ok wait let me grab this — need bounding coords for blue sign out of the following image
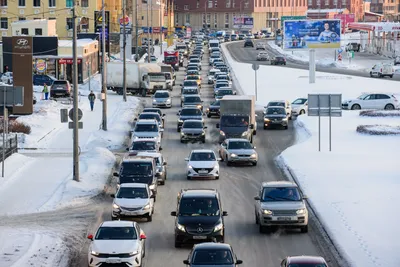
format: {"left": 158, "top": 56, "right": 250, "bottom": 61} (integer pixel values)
{"left": 142, "top": 27, "right": 152, "bottom": 33}
{"left": 283, "top": 19, "right": 341, "bottom": 50}
{"left": 338, "top": 48, "right": 343, "bottom": 53}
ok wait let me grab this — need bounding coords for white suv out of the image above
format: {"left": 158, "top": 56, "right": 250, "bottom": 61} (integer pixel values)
{"left": 342, "top": 93, "right": 399, "bottom": 110}
{"left": 87, "top": 221, "right": 146, "bottom": 267}
{"left": 131, "top": 119, "right": 163, "bottom": 144}
{"left": 254, "top": 181, "right": 309, "bottom": 233}
{"left": 291, "top": 98, "right": 308, "bottom": 116}
{"left": 185, "top": 149, "right": 221, "bottom": 180}
{"left": 264, "top": 100, "right": 292, "bottom": 119}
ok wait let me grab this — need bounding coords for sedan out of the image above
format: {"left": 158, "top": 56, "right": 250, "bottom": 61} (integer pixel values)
{"left": 183, "top": 243, "right": 243, "bottom": 266}
{"left": 263, "top": 106, "right": 289, "bottom": 130}
{"left": 219, "top": 138, "right": 258, "bottom": 166}
{"left": 281, "top": 255, "right": 329, "bottom": 267}
{"left": 87, "top": 221, "right": 146, "bottom": 267}
{"left": 152, "top": 90, "right": 172, "bottom": 109}
{"left": 206, "top": 100, "right": 220, "bottom": 118}
{"left": 180, "top": 119, "right": 207, "bottom": 143}
{"left": 271, "top": 56, "right": 286, "bottom": 65}
{"left": 185, "top": 149, "right": 220, "bottom": 180}
{"left": 257, "top": 52, "right": 270, "bottom": 61}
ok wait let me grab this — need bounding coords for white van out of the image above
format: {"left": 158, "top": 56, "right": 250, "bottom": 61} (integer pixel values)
{"left": 209, "top": 39, "right": 220, "bottom": 49}
{"left": 370, "top": 63, "right": 394, "bottom": 78}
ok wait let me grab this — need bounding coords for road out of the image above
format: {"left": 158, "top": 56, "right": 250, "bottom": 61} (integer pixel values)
{"left": 225, "top": 39, "right": 400, "bottom": 82}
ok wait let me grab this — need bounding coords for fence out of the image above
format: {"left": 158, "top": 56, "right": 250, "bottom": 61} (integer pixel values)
{"left": 0, "top": 134, "right": 18, "bottom": 163}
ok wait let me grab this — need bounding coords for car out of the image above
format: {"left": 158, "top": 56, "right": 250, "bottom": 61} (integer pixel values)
{"left": 208, "top": 68, "right": 221, "bottom": 84}
{"left": 180, "top": 119, "right": 207, "bottom": 143}
{"left": 254, "top": 181, "right": 309, "bottom": 233}
{"left": 189, "top": 55, "right": 201, "bottom": 61}
{"left": 181, "top": 80, "right": 199, "bottom": 88}
{"left": 244, "top": 39, "right": 254, "bottom": 47}
{"left": 126, "top": 138, "right": 161, "bottom": 156}
{"left": 1, "top": 72, "right": 13, "bottom": 84}
{"left": 183, "top": 243, "right": 243, "bottom": 266}
{"left": 50, "top": 80, "right": 72, "bottom": 98}
{"left": 33, "top": 74, "right": 57, "bottom": 86}
{"left": 185, "top": 150, "right": 220, "bottom": 180}
{"left": 141, "top": 108, "right": 165, "bottom": 124}
{"left": 135, "top": 112, "right": 164, "bottom": 129}
{"left": 206, "top": 100, "right": 220, "bottom": 118}
{"left": 145, "top": 55, "right": 157, "bottom": 62}
{"left": 216, "top": 66, "right": 230, "bottom": 74}
{"left": 185, "top": 75, "right": 202, "bottom": 88}
{"left": 271, "top": 56, "right": 286, "bottom": 65}
{"left": 281, "top": 255, "right": 329, "bottom": 267}
{"left": 394, "top": 56, "right": 400, "bottom": 65}
{"left": 264, "top": 100, "right": 292, "bottom": 119}
{"left": 219, "top": 138, "right": 258, "bottom": 166}
{"left": 257, "top": 51, "right": 270, "bottom": 61}
{"left": 186, "top": 70, "right": 200, "bottom": 76}
{"left": 214, "top": 81, "right": 230, "bottom": 93}
{"left": 171, "top": 189, "right": 228, "bottom": 247}
{"left": 131, "top": 119, "right": 163, "bottom": 144}
{"left": 136, "top": 152, "right": 168, "bottom": 185}
{"left": 182, "top": 94, "right": 204, "bottom": 110}
{"left": 181, "top": 86, "right": 200, "bottom": 101}
{"left": 209, "top": 47, "right": 221, "bottom": 54}
{"left": 341, "top": 92, "right": 399, "bottom": 110}
{"left": 87, "top": 221, "right": 146, "bottom": 267}
{"left": 215, "top": 88, "right": 235, "bottom": 100}
{"left": 209, "top": 53, "right": 221, "bottom": 65}
{"left": 189, "top": 58, "right": 202, "bottom": 70}
{"left": 256, "top": 42, "right": 266, "bottom": 50}
{"left": 152, "top": 90, "right": 172, "bottom": 108}
{"left": 177, "top": 107, "right": 204, "bottom": 132}
{"left": 263, "top": 106, "right": 289, "bottom": 129}
{"left": 187, "top": 63, "right": 201, "bottom": 72}
{"left": 345, "top": 42, "right": 361, "bottom": 52}
{"left": 111, "top": 183, "right": 155, "bottom": 221}
{"left": 214, "top": 74, "right": 232, "bottom": 86}
{"left": 291, "top": 98, "right": 308, "bottom": 116}
{"left": 238, "top": 34, "right": 245, "bottom": 40}
{"left": 370, "top": 63, "right": 394, "bottom": 78}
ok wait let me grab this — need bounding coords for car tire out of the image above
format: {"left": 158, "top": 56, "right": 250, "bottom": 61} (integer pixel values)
{"left": 390, "top": 75, "right": 393, "bottom": 78}
{"left": 301, "top": 225, "right": 308, "bottom": 233}
{"left": 187, "top": 176, "right": 191, "bottom": 180}
{"left": 147, "top": 214, "right": 153, "bottom": 222}
{"left": 202, "top": 138, "right": 206, "bottom": 143}
{"left": 299, "top": 109, "right": 305, "bottom": 115}
{"left": 384, "top": 104, "right": 395, "bottom": 110}
{"left": 259, "top": 225, "right": 268, "bottom": 233}
{"left": 207, "top": 114, "right": 211, "bottom": 118}
{"left": 177, "top": 127, "right": 181, "bottom": 132}
{"left": 111, "top": 216, "right": 118, "bottom": 221}
{"left": 370, "top": 72, "right": 373, "bottom": 77}
{"left": 180, "top": 139, "right": 184, "bottom": 143}
{"left": 174, "top": 240, "right": 182, "bottom": 248}
{"left": 255, "top": 212, "right": 259, "bottom": 224}
{"left": 263, "top": 125, "right": 267, "bottom": 130}
{"left": 284, "top": 125, "right": 288, "bottom": 130}
{"left": 215, "top": 176, "right": 219, "bottom": 180}
{"left": 351, "top": 104, "right": 361, "bottom": 110}
{"left": 252, "top": 162, "right": 257, "bottom": 166}
{"left": 253, "top": 130, "right": 257, "bottom": 135}
{"left": 160, "top": 179, "right": 165, "bottom": 185}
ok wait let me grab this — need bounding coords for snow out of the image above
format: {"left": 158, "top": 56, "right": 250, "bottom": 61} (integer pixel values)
{"left": 58, "top": 39, "right": 97, "bottom": 48}
{"left": 222, "top": 42, "right": 400, "bottom": 266}
{"left": 138, "top": 41, "right": 176, "bottom": 63}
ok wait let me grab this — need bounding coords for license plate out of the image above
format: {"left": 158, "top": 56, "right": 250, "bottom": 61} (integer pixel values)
{"left": 277, "top": 217, "right": 292, "bottom": 221}
{"left": 193, "top": 236, "right": 207, "bottom": 240}
{"left": 57, "top": 87, "right": 63, "bottom": 90}
{"left": 105, "top": 258, "right": 122, "bottom": 263}
{"left": 199, "top": 170, "right": 208, "bottom": 174}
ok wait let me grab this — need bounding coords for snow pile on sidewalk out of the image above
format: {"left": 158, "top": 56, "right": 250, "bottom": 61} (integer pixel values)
{"left": 139, "top": 41, "right": 175, "bottom": 63}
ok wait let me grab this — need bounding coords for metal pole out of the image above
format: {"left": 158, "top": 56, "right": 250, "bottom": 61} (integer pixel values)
{"left": 309, "top": 49, "right": 316, "bottom": 84}
{"left": 150, "top": 0, "right": 154, "bottom": 54}
{"left": 72, "top": 2, "right": 80, "bottom": 181}
{"left": 101, "top": 1, "right": 107, "bottom": 130}
{"left": 160, "top": 1, "right": 163, "bottom": 54}
{"left": 254, "top": 70, "right": 258, "bottom": 101}
{"left": 329, "top": 95, "right": 332, "bottom": 151}
{"left": 318, "top": 95, "right": 321, "bottom": 152}
{"left": 147, "top": 1, "right": 151, "bottom": 62}
{"left": 123, "top": 0, "right": 127, "bottom": 102}
{"left": 135, "top": 0, "right": 139, "bottom": 62}
{"left": 2, "top": 89, "right": 5, "bottom": 177}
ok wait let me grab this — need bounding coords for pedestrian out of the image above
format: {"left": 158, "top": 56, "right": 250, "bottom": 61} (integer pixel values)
{"left": 42, "top": 83, "right": 49, "bottom": 100}
{"left": 88, "top": 90, "right": 96, "bottom": 111}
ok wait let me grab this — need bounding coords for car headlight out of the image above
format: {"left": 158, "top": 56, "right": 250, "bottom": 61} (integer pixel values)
{"left": 129, "top": 251, "right": 138, "bottom": 256}
{"left": 149, "top": 184, "right": 155, "bottom": 190}
{"left": 166, "top": 99, "right": 171, "bottom": 103}
{"left": 177, "top": 223, "right": 186, "bottom": 232}
{"left": 91, "top": 250, "right": 99, "bottom": 256}
{"left": 230, "top": 153, "right": 237, "bottom": 157}
{"left": 214, "top": 222, "right": 223, "bottom": 232}
{"left": 188, "top": 165, "right": 192, "bottom": 169}
{"left": 178, "top": 119, "right": 183, "bottom": 123}
{"left": 113, "top": 203, "right": 120, "bottom": 209}
{"left": 143, "top": 204, "right": 151, "bottom": 210}
{"left": 201, "top": 132, "right": 205, "bottom": 135}
{"left": 241, "top": 131, "right": 248, "bottom": 136}
{"left": 263, "top": 209, "right": 273, "bottom": 215}
{"left": 206, "top": 108, "right": 210, "bottom": 112}
{"left": 250, "top": 153, "right": 257, "bottom": 158}
{"left": 282, "top": 118, "right": 288, "bottom": 121}
{"left": 219, "top": 130, "right": 225, "bottom": 136}
{"left": 197, "top": 104, "right": 202, "bottom": 109}
{"left": 264, "top": 118, "right": 270, "bottom": 122}
{"left": 180, "top": 131, "right": 185, "bottom": 136}
{"left": 296, "top": 208, "right": 306, "bottom": 215}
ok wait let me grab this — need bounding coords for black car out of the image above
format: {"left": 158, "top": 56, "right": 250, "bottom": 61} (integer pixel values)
{"left": 244, "top": 39, "right": 254, "bottom": 47}
{"left": 180, "top": 120, "right": 207, "bottom": 143}
{"left": 263, "top": 106, "right": 289, "bottom": 129}
{"left": 271, "top": 56, "right": 286, "bottom": 65}
{"left": 33, "top": 74, "right": 56, "bottom": 86}
{"left": 224, "top": 35, "right": 231, "bottom": 42}
{"left": 183, "top": 243, "right": 243, "bottom": 266}
{"left": 50, "top": 80, "right": 72, "bottom": 98}
{"left": 171, "top": 189, "right": 228, "bottom": 247}
{"left": 177, "top": 107, "right": 204, "bottom": 132}
{"left": 206, "top": 100, "right": 220, "bottom": 118}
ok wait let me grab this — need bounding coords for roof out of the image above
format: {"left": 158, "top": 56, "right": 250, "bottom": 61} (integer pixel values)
{"left": 58, "top": 39, "right": 97, "bottom": 48}
{"left": 184, "top": 94, "right": 201, "bottom": 98}
{"left": 136, "top": 152, "right": 161, "bottom": 158}
{"left": 154, "top": 90, "right": 169, "bottom": 93}
{"left": 122, "top": 157, "right": 154, "bottom": 163}
{"left": 262, "top": 181, "right": 298, "bottom": 188}
{"left": 136, "top": 119, "right": 158, "bottom": 124}
{"left": 139, "top": 112, "right": 161, "bottom": 117}
{"left": 101, "top": 220, "right": 135, "bottom": 227}
{"left": 193, "top": 242, "right": 232, "bottom": 250}
{"left": 181, "top": 106, "right": 201, "bottom": 110}
{"left": 131, "top": 138, "right": 157, "bottom": 143}
{"left": 119, "top": 183, "right": 148, "bottom": 188}
{"left": 191, "top": 149, "right": 214, "bottom": 153}
{"left": 307, "top": 8, "right": 346, "bottom": 13}
{"left": 222, "top": 95, "right": 254, "bottom": 101}
{"left": 269, "top": 100, "right": 286, "bottom": 103}
{"left": 226, "top": 138, "right": 251, "bottom": 142}
{"left": 180, "top": 189, "right": 218, "bottom": 198}
{"left": 287, "top": 256, "right": 326, "bottom": 264}
{"left": 267, "top": 106, "right": 286, "bottom": 109}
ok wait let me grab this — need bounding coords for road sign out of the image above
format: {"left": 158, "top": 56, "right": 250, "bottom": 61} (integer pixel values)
{"left": 68, "top": 108, "right": 83, "bottom": 121}
{"left": 252, "top": 63, "right": 260, "bottom": 71}
{"left": 68, "top": 122, "right": 83, "bottom": 129}
{"left": 338, "top": 48, "right": 343, "bottom": 53}
{"left": 0, "top": 86, "right": 24, "bottom": 106}
{"left": 60, "top": 109, "right": 68, "bottom": 123}
{"left": 119, "top": 16, "right": 131, "bottom": 26}
{"left": 308, "top": 94, "right": 342, "bottom": 117}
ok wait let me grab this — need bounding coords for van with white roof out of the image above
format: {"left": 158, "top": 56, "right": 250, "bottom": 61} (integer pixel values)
{"left": 370, "top": 63, "right": 394, "bottom": 78}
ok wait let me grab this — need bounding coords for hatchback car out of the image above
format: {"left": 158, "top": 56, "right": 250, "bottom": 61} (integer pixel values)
{"left": 183, "top": 243, "right": 243, "bottom": 266}
{"left": 185, "top": 150, "right": 220, "bottom": 180}
{"left": 33, "top": 74, "right": 57, "bottom": 86}
{"left": 206, "top": 100, "right": 221, "bottom": 118}
{"left": 264, "top": 100, "right": 292, "bottom": 119}
{"left": 87, "top": 221, "right": 146, "bottom": 267}
{"left": 244, "top": 39, "right": 254, "bottom": 47}
{"left": 50, "top": 80, "right": 71, "bottom": 98}
{"left": 152, "top": 90, "right": 172, "bottom": 108}
{"left": 342, "top": 93, "right": 399, "bottom": 110}
{"left": 219, "top": 138, "right": 258, "bottom": 166}
{"left": 180, "top": 119, "right": 207, "bottom": 143}
{"left": 263, "top": 106, "right": 289, "bottom": 129}
{"left": 271, "top": 56, "right": 287, "bottom": 65}
{"left": 281, "top": 255, "right": 329, "bottom": 267}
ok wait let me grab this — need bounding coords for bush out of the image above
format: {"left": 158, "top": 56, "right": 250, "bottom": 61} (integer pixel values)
{"left": 0, "top": 119, "right": 31, "bottom": 134}
{"left": 359, "top": 110, "right": 400, "bottom": 117}
{"left": 356, "top": 124, "right": 400, "bottom": 136}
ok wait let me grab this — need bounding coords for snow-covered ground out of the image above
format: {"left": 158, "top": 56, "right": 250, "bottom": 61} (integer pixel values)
{"left": 138, "top": 41, "right": 175, "bottom": 63}
{"left": 222, "top": 43, "right": 400, "bottom": 267}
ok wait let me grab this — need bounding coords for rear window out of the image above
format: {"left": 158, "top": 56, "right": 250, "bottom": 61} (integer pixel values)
{"left": 53, "top": 81, "right": 68, "bottom": 85}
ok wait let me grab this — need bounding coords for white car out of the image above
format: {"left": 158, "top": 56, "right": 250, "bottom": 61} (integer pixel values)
{"left": 256, "top": 42, "right": 266, "bottom": 50}
{"left": 1, "top": 72, "right": 13, "bottom": 84}
{"left": 111, "top": 183, "right": 155, "bottom": 221}
{"left": 131, "top": 119, "right": 163, "bottom": 144}
{"left": 291, "top": 98, "right": 308, "bottom": 116}
{"left": 257, "top": 52, "right": 270, "bottom": 61}
{"left": 342, "top": 93, "right": 399, "bottom": 110}
{"left": 369, "top": 63, "right": 394, "bottom": 78}
{"left": 264, "top": 100, "right": 292, "bottom": 119}
{"left": 185, "top": 149, "right": 221, "bottom": 180}
{"left": 219, "top": 138, "right": 258, "bottom": 166}
{"left": 87, "top": 221, "right": 146, "bottom": 267}
{"left": 208, "top": 68, "right": 221, "bottom": 84}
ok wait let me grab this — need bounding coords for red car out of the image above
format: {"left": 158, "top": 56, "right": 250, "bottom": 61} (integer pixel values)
{"left": 281, "top": 256, "right": 329, "bottom": 267}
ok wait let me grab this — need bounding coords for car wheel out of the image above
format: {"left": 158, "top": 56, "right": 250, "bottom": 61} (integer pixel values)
{"left": 207, "top": 114, "right": 211, "bottom": 118}
{"left": 255, "top": 211, "right": 259, "bottom": 224}
{"left": 160, "top": 179, "right": 165, "bottom": 185}
{"left": 202, "top": 138, "right": 206, "bottom": 143}
{"left": 111, "top": 216, "right": 118, "bottom": 221}
{"left": 177, "top": 127, "right": 181, "bottom": 132}
{"left": 263, "top": 125, "right": 267, "bottom": 130}
{"left": 187, "top": 175, "right": 191, "bottom": 180}
{"left": 253, "top": 130, "right": 257, "bottom": 135}
{"left": 252, "top": 162, "right": 257, "bottom": 166}
{"left": 370, "top": 72, "right": 373, "bottom": 77}
{"left": 284, "top": 125, "right": 288, "bottom": 130}
{"left": 147, "top": 214, "right": 153, "bottom": 222}
{"left": 384, "top": 104, "right": 395, "bottom": 110}
{"left": 301, "top": 225, "right": 308, "bottom": 233}
{"left": 390, "top": 75, "right": 393, "bottom": 78}
{"left": 174, "top": 240, "right": 182, "bottom": 248}
{"left": 351, "top": 104, "right": 361, "bottom": 110}
{"left": 180, "top": 139, "right": 184, "bottom": 143}
{"left": 299, "top": 109, "right": 305, "bottom": 115}
{"left": 215, "top": 176, "right": 219, "bottom": 180}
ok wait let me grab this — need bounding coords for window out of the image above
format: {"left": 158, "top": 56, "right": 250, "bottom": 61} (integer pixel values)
{"left": 232, "top": 0, "right": 235, "bottom": 7}
{"left": 196, "top": 0, "right": 199, "bottom": 8}
{"left": 21, "top": 28, "right": 29, "bottom": 34}
{"left": 333, "top": 0, "right": 337, "bottom": 5}
{"left": 325, "top": 0, "right": 329, "bottom": 5}
{"left": 202, "top": 13, "right": 206, "bottom": 23}
{"left": 66, "top": 0, "right": 73, "bottom": 7}
{"left": 226, "top": 0, "right": 230, "bottom": 7}
{"left": 49, "top": 0, "right": 55, "bottom": 7}
{"left": 316, "top": 0, "right": 320, "bottom": 5}
{"left": 308, "top": 0, "right": 312, "bottom": 5}
{"left": 19, "top": 17, "right": 26, "bottom": 20}
{"left": 81, "top": 0, "right": 88, "bottom": 7}
{"left": 184, "top": 4, "right": 189, "bottom": 10}
{"left": 18, "top": 0, "right": 25, "bottom": 6}
{"left": 35, "top": 28, "right": 42, "bottom": 35}
{"left": 214, "top": 13, "right": 217, "bottom": 23}
{"left": 0, "top": 17, "right": 8, "bottom": 29}
{"left": 244, "top": 0, "right": 249, "bottom": 8}
{"left": 225, "top": 13, "right": 229, "bottom": 23}
{"left": 175, "top": 14, "right": 179, "bottom": 24}
{"left": 0, "top": 0, "right": 6, "bottom": 6}
{"left": 33, "top": 0, "right": 40, "bottom": 6}
{"left": 208, "top": 0, "right": 213, "bottom": 7}
{"left": 185, "top": 13, "right": 190, "bottom": 24}
{"left": 214, "top": 0, "right": 218, "bottom": 7}
{"left": 206, "top": 13, "right": 211, "bottom": 23}
{"left": 341, "top": 0, "right": 345, "bottom": 5}
{"left": 66, "top": 18, "right": 73, "bottom": 29}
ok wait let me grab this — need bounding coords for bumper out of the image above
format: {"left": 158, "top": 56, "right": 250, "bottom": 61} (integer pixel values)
{"left": 264, "top": 120, "right": 288, "bottom": 128}
{"left": 341, "top": 104, "right": 350, "bottom": 110}
{"left": 112, "top": 208, "right": 152, "bottom": 219}
{"left": 260, "top": 215, "right": 308, "bottom": 227}
{"left": 153, "top": 102, "right": 172, "bottom": 108}
{"left": 88, "top": 255, "right": 141, "bottom": 267}
{"left": 207, "top": 110, "right": 220, "bottom": 117}
{"left": 181, "top": 133, "right": 205, "bottom": 141}
{"left": 228, "top": 156, "right": 257, "bottom": 163}
{"left": 175, "top": 229, "right": 223, "bottom": 244}
{"left": 187, "top": 168, "right": 219, "bottom": 178}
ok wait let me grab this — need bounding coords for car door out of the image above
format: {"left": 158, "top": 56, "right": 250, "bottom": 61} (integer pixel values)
{"left": 376, "top": 94, "right": 391, "bottom": 109}
{"left": 135, "top": 224, "right": 145, "bottom": 255}
{"left": 361, "top": 94, "right": 378, "bottom": 109}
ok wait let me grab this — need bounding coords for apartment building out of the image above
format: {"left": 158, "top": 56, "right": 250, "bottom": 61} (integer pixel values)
{"left": 174, "top": 0, "right": 307, "bottom": 31}
{"left": 307, "top": 0, "right": 364, "bottom": 21}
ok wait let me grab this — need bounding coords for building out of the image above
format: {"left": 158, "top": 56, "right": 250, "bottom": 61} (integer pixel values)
{"left": 368, "top": 0, "right": 400, "bottom": 20}
{"left": 174, "top": 0, "right": 307, "bottom": 31}
{"left": 11, "top": 19, "right": 57, "bottom": 36}
{"left": 307, "top": 0, "right": 364, "bottom": 21}
{"left": 0, "top": 0, "right": 97, "bottom": 40}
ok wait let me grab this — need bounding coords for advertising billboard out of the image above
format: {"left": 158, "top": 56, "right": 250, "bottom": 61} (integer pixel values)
{"left": 94, "top": 11, "right": 110, "bottom": 53}
{"left": 281, "top": 16, "right": 307, "bottom": 28}
{"left": 283, "top": 19, "right": 341, "bottom": 49}
{"left": 233, "top": 17, "right": 254, "bottom": 29}
{"left": 334, "top": 14, "right": 355, "bottom": 33}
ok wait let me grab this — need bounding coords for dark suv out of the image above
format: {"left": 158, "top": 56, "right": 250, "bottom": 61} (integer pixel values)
{"left": 50, "top": 80, "right": 72, "bottom": 98}
{"left": 244, "top": 39, "right": 254, "bottom": 47}
{"left": 171, "top": 189, "right": 228, "bottom": 247}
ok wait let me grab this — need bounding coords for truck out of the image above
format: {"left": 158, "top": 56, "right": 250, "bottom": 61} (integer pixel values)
{"left": 106, "top": 62, "right": 167, "bottom": 95}
{"left": 216, "top": 95, "right": 256, "bottom": 143}
{"left": 159, "top": 64, "right": 176, "bottom": 90}
{"left": 163, "top": 51, "right": 179, "bottom": 71}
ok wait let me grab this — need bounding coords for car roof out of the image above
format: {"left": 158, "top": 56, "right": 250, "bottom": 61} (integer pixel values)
{"left": 184, "top": 119, "right": 203, "bottom": 123}
{"left": 136, "top": 119, "right": 158, "bottom": 124}
{"left": 119, "top": 183, "right": 148, "bottom": 188}
{"left": 227, "top": 138, "right": 250, "bottom": 142}
{"left": 262, "top": 181, "right": 298, "bottom": 188}
{"left": 136, "top": 152, "right": 162, "bottom": 158}
{"left": 269, "top": 100, "right": 286, "bottom": 103}
{"left": 122, "top": 157, "right": 154, "bottom": 163}
{"left": 267, "top": 106, "right": 286, "bottom": 109}
{"left": 181, "top": 106, "right": 201, "bottom": 110}
{"left": 143, "top": 108, "right": 162, "bottom": 112}
{"left": 101, "top": 220, "right": 135, "bottom": 227}
{"left": 139, "top": 112, "right": 161, "bottom": 117}
{"left": 154, "top": 90, "right": 169, "bottom": 94}
{"left": 180, "top": 189, "right": 218, "bottom": 198}
{"left": 191, "top": 149, "right": 214, "bottom": 153}
{"left": 287, "top": 256, "right": 327, "bottom": 264}
{"left": 132, "top": 138, "right": 157, "bottom": 142}
{"left": 193, "top": 242, "right": 232, "bottom": 250}
{"left": 184, "top": 94, "right": 201, "bottom": 98}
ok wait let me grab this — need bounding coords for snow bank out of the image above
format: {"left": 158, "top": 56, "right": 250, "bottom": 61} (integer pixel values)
{"left": 359, "top": 110, "right": 400, "bottom": 117}
{"left": 356, "top": 124, "right": 400, "bottom": 135}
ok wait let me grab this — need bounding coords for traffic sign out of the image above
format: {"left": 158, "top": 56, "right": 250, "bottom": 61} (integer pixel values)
{"left": 338, "top": 48, "right": 343, "bottom": 53}
{"left": 119, "top": 16, "right": 131, "bottom": 26}
{"left": 69, "top": 108, "right": 83, "bottom": 121}
{"left": 252, "top": 63, "right": 260, "bottom": 71}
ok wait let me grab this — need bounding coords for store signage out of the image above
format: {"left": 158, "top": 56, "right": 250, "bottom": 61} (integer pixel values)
{"left": 59, "top": 59, "right": 82, "bottom": 64}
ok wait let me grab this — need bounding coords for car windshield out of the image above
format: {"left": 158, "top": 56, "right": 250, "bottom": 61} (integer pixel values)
{"left": 218, "top": 68, "right": 229, "bottom": 73}
{"left": 184, "top": 81, "right": 198, "bottom": 86}
{"left": 155, "top": 92, "right": 169, "bottom": 98}
{"left": 188, "top": 71, "right": 199, "bottom": 75}
{"left": 228, "top": 141, "right": 253, "bottom": 149}
{"left": 183, "top": 121, "right": 203, "bottom": 128}
{"left": 216, "top": 83, "right": 229, "bottom": 88}
{"left": 142, "top": 109, "right": 162, "bottom": 116}
{"left": 183, "top": 89, "right": 198, "bottom": 94}
{"left": 180, "top": 109, "right": 202, "bottom": 116}
{"left": 357, "top": 94, "right": 368, "bottom": 100}
{"left": 190, "top": 59, "right": 200, "bottom": 63}
{"left": 185, "top": 96, "right": 201, "bottom": 103}
{"left": 268, "top": 102, "right": 285, "bottom": 107}
{"left": 121, "top": 162, "right": 153, "bottom": 176}
{"left": 190, "top": 152, "right": 216, "bottom": 161}
{"left": 217, "top": 90, "right": 233, "bottom": 96}
{"left": 292, "top": 98, "right": 307, "bottom": 104}
{"left": 288, "top": 264, "right": 327, "bottom": 267}
{"left": 221, "top": 115, "right": 249, "bottom": 127}
{"left": 262, "top": 187, "right": 301, "bottom": 201}
{"left": 134, "top": 124, "right": 158, "bottom": 132}
{"left": 217, "top": 76, "right": 228, "bottom": 80}
{"left": 95, "top": 227, "right": 137, "bottom": 240}
{"left": 139, "top": 114, "right": 161, "bottom": 122}
{"left": 192, "top": 249, "right": 234, "bottom": 264}
{"left": 131, "top": 141, "right": 156, "bottom": 151}
{"left": 267, "top": 108, "right": 286, "bottom": 115}
{"left": 210, "top": 100, "right": 220, "bottom": 106}
{"left": 164, "top": 73, "right": 171, "bottom": 80}
{"left": 53, "top": 81, "right": 67, "bottom": 85}
{"left": 165, "top": 56, "right": 177, "bottom": 63}
{"left": 211, "top": 54, "right": 220, "bottom": 58}
{"left": 187, "top": 76, "right": 199, "bottom": 80}
{"left": 179, "top": 197, "right": 220, "bottom": 216}
{"left": 116, "top": 187, "right": 148, "bottom": 199}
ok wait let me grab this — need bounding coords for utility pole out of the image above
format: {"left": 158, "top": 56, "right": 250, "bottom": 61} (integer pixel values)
{"left": 160, "top": 1, "right": 163, "bottom": 54}
{"left": 101, "top": 0, "right": 107, "bottom": 130}
{"left": 150, "top": 0, "right": 154, "bottom": 55}
{"left": 122, "top": 0, "right": 127, "bottom": 101}
{"left": 147, "top": 0, "right": 151, "bottom": 62}
{"left": 135, "top": 0, "right": 139, "bottom": 62}
{"left": 72, "top": 0, "right": 79, "bottom": 181}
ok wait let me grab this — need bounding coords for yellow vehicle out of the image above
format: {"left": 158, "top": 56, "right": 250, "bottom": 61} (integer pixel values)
{"left": 184, "top": 75, "right": 202, "bottom": 88}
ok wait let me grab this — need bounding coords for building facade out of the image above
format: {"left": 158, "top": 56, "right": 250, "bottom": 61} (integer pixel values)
{"left": 174, "top": 0, "right": 307, "bottom": 31}
{"left": 307, "top": 0, "right": 364, "bottom": 21}
{"left": 11, "top": 19, "right": 57, "bottom": 36}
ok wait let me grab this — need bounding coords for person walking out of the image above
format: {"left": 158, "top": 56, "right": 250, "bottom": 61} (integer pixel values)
{"left": 42, "top": 83, "right": 49, "bottom": 100}
{"left": 88, "top": 90, "right": 96, "bottom": 111}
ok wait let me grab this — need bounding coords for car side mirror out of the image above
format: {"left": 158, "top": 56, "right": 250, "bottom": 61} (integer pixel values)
{"left": 253, "top": 146, "right": 256, "bottom": 149}
{"left": 171, "top": 211, "right": 177, "bottom": 216}
{"left": 159, "top": 147, "right": 163, "bottom": 151}
{"left": 113, "top": 172, "right": 119, "bottom": 177}
{"left": 216, "top": 123, "right": 220, "bottom": 128}
{"left": 163, "top": 161, "right": 167, "bottom": 165}
{"left": 184, "top": 158, "right": 189, "bottom": 161}
{"left": 204, "top": 126, "right": 208, "bottom": 129}
{"left": 126, "top": 148, "right": 129, "bottom": 151}
{"left": 236, "top": 260, "right": 243, "bottom": 264}
{"left": 140, "top": 234, "right": 147, "bottom": 240}
{"left": 87, "top": 234, "right": 93, "bottom": 240}
{"left": 222, "top": 211, "right": 228, "bottom": 216}
{"left": 254, "top": 196, "right": 261, "bottom": 200}
{"left": 134, "top": 118, "right": 138, "bottom": 121}
{"left": 303, "top": 195, "right": 308, "bottom": 199}
{"left": 183, "top": 260, "right": 189, "bottom": 265}
{"left": 305, "top": 103, "right": 308, "bottom": 106}
{"left": 217, "top": 158, "right": 222, "bottom": 161}
{"left": 150, "top": 194, "right": 155, "bottom": 198}
{"left": 110, "top": 194, "right": 115, "bottom": 198}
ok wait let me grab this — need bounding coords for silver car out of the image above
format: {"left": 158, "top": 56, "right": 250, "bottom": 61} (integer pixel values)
{"left": 257, "top": 52, "right": 270, "bottom": 61}
{"left": 254, "top": 181, "right": 309, "bottom": 233}
{"left": 218, "top": 138, "right": 258, "bottom": 166}
{"left": 152, "top": 90, "right": 172, "bottom": 108}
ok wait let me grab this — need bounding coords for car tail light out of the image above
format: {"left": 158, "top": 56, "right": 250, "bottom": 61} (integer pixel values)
{"left": 380, "top": 68, "right": 383, "bottom": 72}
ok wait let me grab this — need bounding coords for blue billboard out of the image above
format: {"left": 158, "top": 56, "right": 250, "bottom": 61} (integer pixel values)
{"left": 283, "top": 19, "right": 341, "bottom": 49}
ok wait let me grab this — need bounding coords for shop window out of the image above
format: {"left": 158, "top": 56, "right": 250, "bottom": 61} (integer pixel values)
{"left": 19, "top": 17, "right": 26, "bottom": 20}
{"left": 81, "top": 0, "right": 88, "bottom": 7}
{"left": 33, "top": 0, "right": 40, "bottom": 7}
{"left": 0, "top": 0, "right": 7, "bottom": 7}
{"left": 66, "top": 18, "right": 73, "bottom": 29}
{"left": 49, "top": 0, "right": 55, "bottom": 7}
{"left": 244, "top": 0, "right": 249, "bottom": 8}
{"left": 18, "top": 0, "right": 25, "bottom": 6}
{"left": 66, "top": 0, "right": 73, "bottom": 7}
{"left": 35, "top": 28, "right": 42, "bottom": 35}
{"left": 21, "top": 28, "right": 29, "bottom": 34}
{"left": 0, "top": 17, "right": 8, "bottom": 29}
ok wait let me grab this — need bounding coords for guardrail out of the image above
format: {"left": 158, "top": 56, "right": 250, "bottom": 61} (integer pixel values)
{"left": 0, "top": 134, "right": 18, "bottom": 162}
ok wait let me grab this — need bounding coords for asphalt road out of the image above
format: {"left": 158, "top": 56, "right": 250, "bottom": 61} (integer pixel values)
{"left": 67, "top": 48, "right": 344, "bottom": 267}
{"left": 225, "top": 39, "right": 400, "bottom": 82}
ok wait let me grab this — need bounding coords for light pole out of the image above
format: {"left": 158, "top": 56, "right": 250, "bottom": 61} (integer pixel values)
{"left": 72, "top": 0, "right": 79, "bottom": 181}
{"left": 147, "top": 0, "right": 151, "bottom": 62}
{"left": 101, "top": 0, "right": 107, "bottom": 130}
{"left": 122, "top": 0, "right": 127, "bottom": 102}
